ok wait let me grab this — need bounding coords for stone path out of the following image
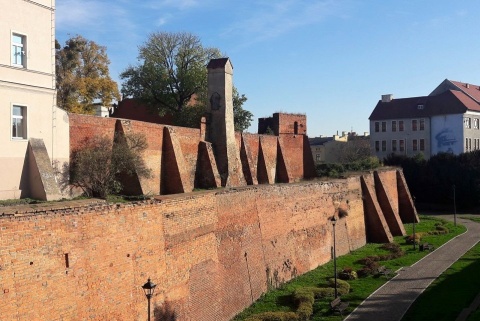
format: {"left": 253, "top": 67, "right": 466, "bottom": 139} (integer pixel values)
{"left": 345, "top": 216, "right": 480, "bottom": 321}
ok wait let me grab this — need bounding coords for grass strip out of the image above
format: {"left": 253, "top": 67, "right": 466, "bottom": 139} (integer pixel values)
{"left": 233, "top": 215, "right": 466, "bottom": 321}
{"left": 402, "top": 216, "right": 480, "bottom": 321}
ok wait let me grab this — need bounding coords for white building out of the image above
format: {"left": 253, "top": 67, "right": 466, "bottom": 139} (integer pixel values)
{"left": 0, "top": 0, "right": 69, "bottom": 200}
{"left": 369, "top": 79, "right": 480, "bottom": 160}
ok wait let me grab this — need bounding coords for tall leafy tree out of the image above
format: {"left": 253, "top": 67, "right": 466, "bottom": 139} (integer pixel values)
{"left": 56, "top": 36, "right": 120, "bottom": 114}
{"left": 121, "top": 31, "right": 252, "bottom": 129}
{"left": 233, "top": 87, "right": 253, "bottom": 132}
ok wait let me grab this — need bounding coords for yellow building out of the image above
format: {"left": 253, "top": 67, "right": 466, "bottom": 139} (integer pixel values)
{"left": 0, "top": 0, "right": 69, "bottom": 200}
{"left": 309, "top": 131, "right": 370, "bottom": 163}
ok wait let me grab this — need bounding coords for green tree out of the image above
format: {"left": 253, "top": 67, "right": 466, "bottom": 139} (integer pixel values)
{"left": 233, "top": 87, "right": 253, "bottom": 132}
{"left": 56, "top": 35, "right": 120, "bottom": 114}
{"left": 120, "top": 31, "right": 253, "bottom": 129}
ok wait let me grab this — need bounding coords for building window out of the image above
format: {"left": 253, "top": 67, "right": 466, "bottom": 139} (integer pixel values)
{"left": 375, "top": 122, "right": 380, "bottom": 132}
{"left": 392, "top": 121, "right": 397, "bottom": 132}
{"left": 382, "top": 140, "right": 386, "bottom": 151}
{"left": 381, "top": 121, "right": 386, "bottom": 132}
{"left": 474, "top": 118, "right": 479, "bottom": 130}
{"left": 420, "top": 139, "right": 425, "bottom": 151}
{"left": 413, "top": 139, "right": 418, "bottom": 151}
{"left": 420, "top": 119, "right": 425, "bottom": 130}
{"left": 316, "top": 154, "right": 321, "bottom": 162}
{"left": 12, "top": 33, "right": 26, "bottom": 67}
{"left": 399, "top": 139, "right": 405, "bottom": 152}
{"left": 465, "top": 117, "right": 471, "bottom": 129}
{"left": 12, "top": 105, "right": 27, "bottom": 139}
{"left": 375, "top": 141, "right": 380, "bottom": 152}
{"left": 392, "top": 140, "right": 397, "bottom": 152}
{"left": 412, "top": 119, "right": 418, "bottom": 131}
{"left": 399, "top": 120, "right": 404, "bottom": 132}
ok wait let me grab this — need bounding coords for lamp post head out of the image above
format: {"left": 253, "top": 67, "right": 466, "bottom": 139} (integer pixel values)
{"left": 142, "top": 278, "right": 156, "bottom": 299}
{"left": 330, "top": 216, "right": 337, "bottom": 226}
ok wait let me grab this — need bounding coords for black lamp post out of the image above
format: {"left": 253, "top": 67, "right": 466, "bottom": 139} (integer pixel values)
{"left": 331, "top": 216, "right": 338, "bottom": 299}
{"left": 453, "top": 185, "right": 457, "bottom": 227}
{"left": 412, "top": 196, "right": 416, "bottom": 250}
{"left": 142, "top": 278, "right": 156, "bottom": 321}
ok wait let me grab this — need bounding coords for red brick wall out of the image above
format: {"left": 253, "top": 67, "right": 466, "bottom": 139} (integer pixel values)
{"left": 277, "top": 113, "right": 307, "bottom": 135}
{"left": 172, "top": 126, "right": 202, "bottom": 184}
{"left": 69, "top": 113, "right": 117, "bottom": 151}
{"left": 118, "top": 119, "right": 166, "bottom": 195}
{"left": 258, "top": 135, "right": 278, "bottom": 184}
{"left": 0, "top": 174, "right": 378, "bottom": 321}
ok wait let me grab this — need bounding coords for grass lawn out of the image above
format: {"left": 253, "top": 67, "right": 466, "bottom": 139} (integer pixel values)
{"left": 233, "top": 215, "right": 466, "bottom": 321}
{"left": 402, "top": 215, "right": 480, "bottom": 321}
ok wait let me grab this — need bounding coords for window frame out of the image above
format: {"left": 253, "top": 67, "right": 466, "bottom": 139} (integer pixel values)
{"left": 420, "top": 139, "right": 425, "bottom": 151}
{"left": 392, "top": 120, "right": 397, "bottom": 132}
{"left": 420, "top": 118, "right": 425, "bottom": 131}
{"left": 399, "top": 139, "right": 405, "bottom": 152}
{"left": 381, "top": 140, "right": 386, "bottom": 151}
{"left": 399, "top": 120, "right": 404, "bottom": 132}
{"left": 11, "top": 32, "right": 27, "bottom": 68}
{"left": 374, "top": 122, "right": 380, "bottom": 133}
{"left": 412, "top": 119, "right": 418, "bottom": 131}
{"left": 413, "top": 139, "right": 418, "bottom": 151}
{"left": 464, "top": 117, "right": 471, "bottom": 129}
{"left": 375, "top": 140, "right": 380, "bottom": 152}
{"left": 11, "top": 104, "right": 28, "bottom": 140}
{"left": 392, "top": 139, "right": 397, "bottom": 152}
{"left": 381, "top": 121, "right": 386, "bottom": 132}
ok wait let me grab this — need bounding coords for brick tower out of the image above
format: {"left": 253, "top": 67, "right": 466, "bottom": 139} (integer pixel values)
{"left": 206, "top": 58, "right": 245, "bottom": 187}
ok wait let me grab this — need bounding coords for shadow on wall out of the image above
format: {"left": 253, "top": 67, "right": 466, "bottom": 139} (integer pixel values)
{"left": 154, "top": 302, "right": 177, "bottom": 321}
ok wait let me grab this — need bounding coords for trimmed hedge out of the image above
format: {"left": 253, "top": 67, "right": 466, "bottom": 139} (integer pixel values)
{"left": 245, "top": 278, "right": 351, "bottom": 320}
{"left": 244, "top": 312, "right": 299, "bottom": 321}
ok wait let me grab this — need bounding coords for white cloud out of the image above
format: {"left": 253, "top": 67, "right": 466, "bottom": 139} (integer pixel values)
{"left": 56, "top": 0, "right": 106, "bottom": 30}
{"left": 223, "top": 0, "right": 351, "bottom": 44}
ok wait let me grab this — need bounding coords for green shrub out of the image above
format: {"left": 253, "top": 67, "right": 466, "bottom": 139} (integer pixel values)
{"left": 328, "top": 278, "right": 350, "bottom": 295}
{"left": 245, "top": 312, "right": 299, "bottom": 321}
{"left": 296, "top": 301, "right": 312, "bottom": 321}
{"left": 312, "top": 287, "right": 335, "bottom": 299}
{"left": 292, "top": 288, "right": 314, "bottom": 321}
{"left": 315, "top": 163, "right": 345, "bottom": 178}
{"left": 339, "top": 267, "right": 358, "bottom": 280}
{"left": 435, "top": 225, "right": 449, "bottom": 233}
{"left": 406, "top": 233, "right": 423, "bottom": 244}
{"left": 357, "top": 267, "right": 374, "bottom": 278}
{"left": 292, "top": 288, "right": 314, "bottom": 305}
{"left": 381, "top": 243, "right": 401, "bottom": 252}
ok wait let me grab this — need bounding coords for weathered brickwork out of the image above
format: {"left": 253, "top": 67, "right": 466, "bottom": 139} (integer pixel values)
{"left": 0, "top": 169, "right": 414, "bottom": 321}
{"left": 69, "top": 114, "right": 315, "bottom": 195}
{"left": 258, "top": 113, "right": 307, "bottom": 136}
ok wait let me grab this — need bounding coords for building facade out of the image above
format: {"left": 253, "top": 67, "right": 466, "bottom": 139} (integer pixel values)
{"left": 370, "top": 80, "right": 480, "bottom": 160}
{"left": 0, "top": 0, "right": 69, "bottom": 200}
{"left": 309, "top": 131, "right": 370, "bottom": 163}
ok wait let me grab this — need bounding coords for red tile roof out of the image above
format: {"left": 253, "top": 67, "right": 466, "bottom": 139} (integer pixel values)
{"left": 369, "top": 90, "right": 477, "bottom": 120}
{"left": 450, "top": 80, "right": 480, "bottom": 103}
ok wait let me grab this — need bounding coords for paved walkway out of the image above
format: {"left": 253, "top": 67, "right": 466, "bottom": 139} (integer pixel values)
{"left": 345, "top": 215, "right": 480, "bottom": 321}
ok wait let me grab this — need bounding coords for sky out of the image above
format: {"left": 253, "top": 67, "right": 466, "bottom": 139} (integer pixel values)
{"left": 56, "top": 0, "right": 480, "bottom": 137}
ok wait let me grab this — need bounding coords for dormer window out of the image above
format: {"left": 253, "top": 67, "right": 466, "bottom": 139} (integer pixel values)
{"left": 417, "top": 104, "right": 424, "bottom": 110}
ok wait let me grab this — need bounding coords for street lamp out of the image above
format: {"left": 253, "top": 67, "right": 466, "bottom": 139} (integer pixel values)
{"left": 453, "top": 185, "right": 457, "bottom": 227}
{"left": 330, "top": 216, "right": 338, "bottom": 299}
{"left": 142, "top": 278, "right": 156, "bottom": 321}
{"left": 412, "top": 196, "right": 416, "bottom": 250}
